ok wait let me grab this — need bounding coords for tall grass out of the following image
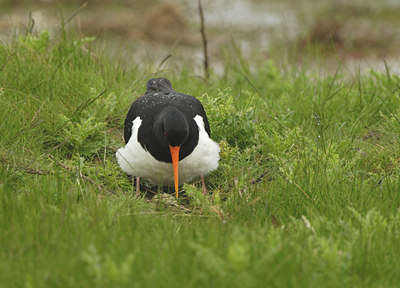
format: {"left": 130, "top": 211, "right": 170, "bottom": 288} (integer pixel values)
{"left": 1, "top": 29, "right": 400, "bottom": 287}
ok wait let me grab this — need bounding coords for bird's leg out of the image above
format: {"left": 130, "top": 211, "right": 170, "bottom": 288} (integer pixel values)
{"left": 200, "top": 176, "right": 207, "bottom": 195}
{"left": 136, "top": 176, "right": 140, "bottom": 198}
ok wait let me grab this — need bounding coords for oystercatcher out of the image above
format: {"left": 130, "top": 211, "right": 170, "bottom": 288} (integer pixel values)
{"left": 116, "top": 78, "right": 220, "bottom": 198}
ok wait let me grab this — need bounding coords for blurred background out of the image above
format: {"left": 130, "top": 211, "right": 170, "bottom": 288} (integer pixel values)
{"left": 1, "top": 0, "right": 399, "bottom": 75}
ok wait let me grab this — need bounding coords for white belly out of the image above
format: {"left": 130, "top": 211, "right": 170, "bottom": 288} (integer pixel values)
{"left": 116, "top": 115, "right": 220, "bottom": 186}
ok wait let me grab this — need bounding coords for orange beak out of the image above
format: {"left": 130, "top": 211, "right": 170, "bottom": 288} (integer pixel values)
{"left": 169, "top": 145, "right": 180, "bottom": 198}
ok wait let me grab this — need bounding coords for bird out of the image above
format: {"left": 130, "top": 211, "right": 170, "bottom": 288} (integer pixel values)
{"left": 116, "top": 77, "right": 220, "bottom": 198}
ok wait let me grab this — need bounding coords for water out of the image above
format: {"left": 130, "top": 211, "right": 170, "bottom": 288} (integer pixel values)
{"left": 1, "top": 0, "right": 399, "bottom": 75}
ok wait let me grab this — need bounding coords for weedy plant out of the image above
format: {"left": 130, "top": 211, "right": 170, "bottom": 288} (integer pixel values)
{"left": 1, "top": 26, "right": 400, "bottom": 288}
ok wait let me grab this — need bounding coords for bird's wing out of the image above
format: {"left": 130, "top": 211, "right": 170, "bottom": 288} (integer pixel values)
{"left": 124, "top": 95, "right": 147, "bottom": 144}
{"left": 171, "top": 92, "right": 211, "bottom": 136}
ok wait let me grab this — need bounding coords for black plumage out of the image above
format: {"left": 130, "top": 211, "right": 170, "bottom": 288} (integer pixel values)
{"left": 123, "top": 78, "right": 211, "bottom": 163}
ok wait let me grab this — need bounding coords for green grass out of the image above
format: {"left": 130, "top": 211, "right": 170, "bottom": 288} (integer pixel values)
{"left": 1, "top": 29, "right": 400, "bottom": 287}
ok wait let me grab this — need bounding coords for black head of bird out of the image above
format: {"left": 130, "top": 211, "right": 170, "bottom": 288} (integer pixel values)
{"left": 153, "top": 106, "right": 190, "bottom": 147}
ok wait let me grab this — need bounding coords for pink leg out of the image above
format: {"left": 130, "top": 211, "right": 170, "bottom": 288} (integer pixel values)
{"left": 136, "top": 176, "right": 140, "bottom": 198}
{"left": 200, "top": 176, "right": 207, "bottom": 195}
